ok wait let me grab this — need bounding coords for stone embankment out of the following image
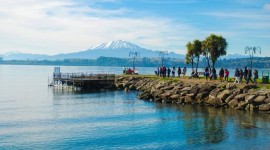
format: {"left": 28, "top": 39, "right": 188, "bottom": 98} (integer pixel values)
{"left": 115, "top": 76, "right": 270, "bottom": 112}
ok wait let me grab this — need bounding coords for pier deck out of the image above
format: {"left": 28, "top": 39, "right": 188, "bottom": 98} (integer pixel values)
{"left": 50, "top": 72, "right": 116, "bottom": 91}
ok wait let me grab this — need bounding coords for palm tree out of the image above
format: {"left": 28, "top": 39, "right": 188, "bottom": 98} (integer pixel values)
{"left": 185, "top": 42, "right": 195, "bottom": 70}
{"left": 205, "top": 34, "right": 228, "bottom": 69}
{"left": 201, "top": 40, "right": 211, "bottom": 71}
{"left": 193, "top": 39, "right": 202, "bottom": 72}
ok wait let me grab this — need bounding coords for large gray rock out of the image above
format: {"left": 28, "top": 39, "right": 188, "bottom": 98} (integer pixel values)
{"left": 160, "top": 86, "right": 174, "bottom": 91}
{"left": 225, "top": 94, "right": 236, "bottom": 103}
{"left": 184, "top": 96, "right": 193, "bottom": 104}
{"left": 254, "top": 96, "right": 266, "bottom": 104}
{"left": 259, "top": 104, "right": 270, "bottom": 111}
{"left": 170, "top": 94, "right": 179, "bottom": 100}
{"left": 234, "top": 94, "right": 246, "bottom": 101}
{"left": 217, "top": 89, "right": 231, "bottom": 101}
{"left": 228, "top": 99, "right": 238, "bottom": 108}
{"left": 264, "top": 98, "right": 270, "bottom": 104}
{"left": 206, "top": 97, "right": 223, "bottom": 106}
{"left": 238, "top": 101, "right": 248, "bottom": 109}
{"left": 226, "top": 83, "right": 236, "bottom": 90}
{"left": 245, "top": 95, "right": 256, "bottom": 103}
{"left": 152, "top": 90, "right": 164, "bottom": 98}
{"left": 209, "top": 88, "right": 223, "bottom": 99}
{"left": 196, "top": 92, "right": 209, "bottom": 101}
{"left": 180, "top": 87, "right": 192, "bottom": 92}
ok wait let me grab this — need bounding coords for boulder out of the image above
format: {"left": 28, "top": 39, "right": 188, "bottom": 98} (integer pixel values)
{"left": 184, "top": 96, "right": 193, "bottom": 104}
{"left": 180, "top": 91, "right": 188, "bottom": 96}
{"left": 170, "top": 94, "right": 179, "bottom": 100}
{"left": 160, "top": 86, "right": 174, "bottom": 91}
{"left": 225, "top": 94, "right": 236, "bottom": 103}
{"left": 238, "top": 101, "right": 248, "bottom": 109}
{"left": 234, "top": 94, "right": 246, "bottom": 101}
{"left": 138, "top": 91, "right": 152, "bottom": 100}
{"left": 217, "top": 89, "right": 231, "bottom": 101}
{"left": 180, "top": 87, "right": 192, "bottom": 92}
{"left": 254, "top": 96, "right": 266, "bottom": 104}
{"left": 196, "top": 92, "right": 209, "bottom": 101}
{"left": 209, "top": 88, "right": 223, "bottom": 99}
{"left": 228, "top": 99, "right": 238, "bottom": 108}
{"left": 206, "top": 97, "right": 223, "bottom": 106}
{"left": 160, "top": 91, "right": 171, "bottom": 99}
{"left": 226, "top": 83, "right": 236, "bottom": 90}
{"left": 259, "top": 104, "right": 270, "bottom": 111}
{"left": 264, "top": 98, "right": 270, "bottom": 104}
{"left": 152, "top": 90, "right": 164, "bottom": 98}
{"left": 245, "top": 95, "right": 256, "bottom": 103}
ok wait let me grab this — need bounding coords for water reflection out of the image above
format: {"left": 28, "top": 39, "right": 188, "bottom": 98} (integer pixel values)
{"left": 151, "top": 103, "right": 270, "bottom": 146}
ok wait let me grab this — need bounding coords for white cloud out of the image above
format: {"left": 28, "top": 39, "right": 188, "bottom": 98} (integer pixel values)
{"left": 0, "top": 0, "right": 194, "bottom": 55}
{"left": 264, "top": 3, "right": 270, "bottom": 11}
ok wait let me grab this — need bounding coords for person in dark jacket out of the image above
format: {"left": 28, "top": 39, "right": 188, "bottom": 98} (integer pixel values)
{"left": 246, "top": 68, "right": 254, "bottom": 84}
{"left": 234, "top": 68, "right": 240, "bottom": 84}
{"left": 167, "top": 67, "right": 171, "bottom": 78}
{"left": 244, "top": 66, "right": 248, "bottom": 82}
{"left": 253, "top": 69, "right": 259, "bottom": 84}
{"left": 219, "top": 68, "right": 224, "bottom": 82}
{"left": 177, "top": 67, "right": 181, "bottom": 78}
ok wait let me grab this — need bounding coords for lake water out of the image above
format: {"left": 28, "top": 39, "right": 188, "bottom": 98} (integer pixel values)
{"left": 0, "top": 65, "right": 270, "bottom": 149}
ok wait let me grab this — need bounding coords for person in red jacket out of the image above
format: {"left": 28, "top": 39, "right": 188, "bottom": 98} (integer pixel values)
{"left": 225, "top": 69, "right": 229, "bottom": 82}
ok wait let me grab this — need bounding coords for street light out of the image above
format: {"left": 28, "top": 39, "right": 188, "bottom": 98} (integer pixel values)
{"left": 159, "top": 51, "right": 168, "bottom": 66}
{"left": 129, "top": 51, "right": 140, "bottom": 69}
{"left": 244, "top": 46, "right": 261, "bottom": 71}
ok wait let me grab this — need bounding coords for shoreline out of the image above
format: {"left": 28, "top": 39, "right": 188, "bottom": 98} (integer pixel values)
{"left": 115, "top": 75, "right": 270, "bottom": 113}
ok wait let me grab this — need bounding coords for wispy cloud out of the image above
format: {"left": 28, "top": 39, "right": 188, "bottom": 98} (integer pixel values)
{"left": 264, "top": 3, "right": 270, "bottom": 11}
{"left": 0, "top": 0, "right": 194, "bottom": 54}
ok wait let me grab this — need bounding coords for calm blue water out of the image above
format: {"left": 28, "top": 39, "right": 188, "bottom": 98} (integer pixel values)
{"left": 0, "top": 65, "right": 270, "bottom": 149}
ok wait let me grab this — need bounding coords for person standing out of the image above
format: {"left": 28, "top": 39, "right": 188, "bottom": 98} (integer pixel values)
{"left": 234, "top": 68, "right": 240, "bottom": 84}
{"left": 177, "top": 67, "right": 181, "bottom": 78}
{"left": 183, "top": 67, "right": 187, "bottom": 78}
{"left": 172, "top": 66, "right": 175, "bottom": 77}
{"left": 246, "top": 68, "right": 254, "bottom": 84}
{"left": 225, "top": 69, "right": 229, "bottom": 82}
{"left": 219, "top": 68, "right": 224, "bottom": 82}
{"left": 253, "top": 69, "right": 259, "bottom": 84}
{"left": 167, "top": 67, "right": 171, "bottom": 78}
{"left": 244, "top": 66, "right": 248, "bottom": 82}
{"left": 239, "top": 69, "right": 243, "bottom": 83}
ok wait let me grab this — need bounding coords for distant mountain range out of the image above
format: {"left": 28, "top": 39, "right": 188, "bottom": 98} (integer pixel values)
{"left": 0, "top": 40, "right": 184, "bottom": 60}
{"left": 0, "top": 40, "right": 248, "bottom": 60}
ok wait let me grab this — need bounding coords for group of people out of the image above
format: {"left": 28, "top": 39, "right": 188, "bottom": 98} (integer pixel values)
{"left": 234, "top": 67, "right": 258, "bottom": 84}
{"left": 123, "top": 67, "right": 137, "bottom": 74}
{"left": 203, "top": 66, "right": 258, "bottom": 84}
{"left": 155, "top": 66, "right": 187, "bottom": 78}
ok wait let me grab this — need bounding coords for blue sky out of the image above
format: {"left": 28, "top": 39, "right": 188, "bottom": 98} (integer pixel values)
{"left": 0, "top": 0, "right": 269, "bottom": 56}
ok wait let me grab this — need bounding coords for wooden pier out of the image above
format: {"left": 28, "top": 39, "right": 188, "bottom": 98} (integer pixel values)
{"left": 49, "top": 67, "right": 116, "bottom": 91}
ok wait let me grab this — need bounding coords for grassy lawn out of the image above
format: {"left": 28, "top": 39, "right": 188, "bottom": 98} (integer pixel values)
{"left": 118, "top": 74, "right": 270, "bottom": 89}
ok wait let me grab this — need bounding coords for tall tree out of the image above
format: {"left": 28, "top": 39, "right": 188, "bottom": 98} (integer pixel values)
{"left": 185, "top": 42, "right": 195, "bottom": 70}
{"left": 193, "top": 39, "right": 202, "bottom": 72}
{"left": 201, "top": 40, "right": 211, "bottom": 70}
{"left": 205, "top": 34, "right": 228, "bottom": 69}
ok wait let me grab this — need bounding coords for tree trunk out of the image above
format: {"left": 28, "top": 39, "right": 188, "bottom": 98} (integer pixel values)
{"left": 206, "top": 57, "right": 211, "bottom": 72}
{"left": 191, "top": 58, "right": 194, "bottom": 71}
{"left": 212, "top": 61, "right": 216, "bottom": 70}
{"left": 196, "top": 56, "right": 200, "bottom": 72}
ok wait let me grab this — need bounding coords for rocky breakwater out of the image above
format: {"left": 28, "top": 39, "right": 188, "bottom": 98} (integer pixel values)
{"left": 115, "top": 76, "right": 270, "bottom": 112}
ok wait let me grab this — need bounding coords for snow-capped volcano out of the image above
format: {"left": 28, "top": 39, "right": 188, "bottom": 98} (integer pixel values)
{"left": 91, "top": 40, "right": 141, "bottom": 50}
{"left": 2, "top": 40, "right": 185, "bottom": 60}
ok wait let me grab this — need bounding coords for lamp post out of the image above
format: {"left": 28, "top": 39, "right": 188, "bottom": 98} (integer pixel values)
{"left": 129, "top": 51, "right": 140, "bottom": 69}
{"left": 244, "top": 46, "right": 261, "bottom": 71}
{"left": 159, "top": 51, "right": 168, "bottom": 66}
